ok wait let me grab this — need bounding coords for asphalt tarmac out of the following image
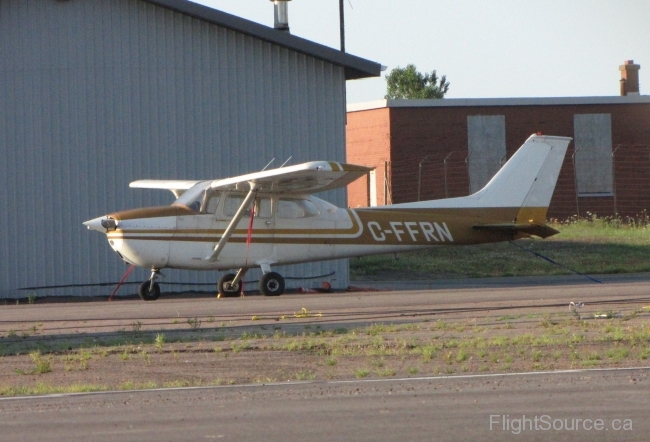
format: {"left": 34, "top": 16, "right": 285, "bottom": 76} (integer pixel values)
{"left": 4, "top": 273, "right": 650, "bottom": 336}
{"left": 2, "top": 274, "right": 650, "bottom": 441}
{"left": 1, "top": 367, "right": 648, "bottom": 442}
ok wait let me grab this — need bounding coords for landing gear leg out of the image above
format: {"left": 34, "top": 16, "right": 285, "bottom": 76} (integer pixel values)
{"left": 138, "top": 269, "right": 162, "bottom": 301}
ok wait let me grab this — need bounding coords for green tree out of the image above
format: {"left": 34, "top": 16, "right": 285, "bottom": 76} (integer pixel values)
{"left": 384, "top": 64, "right": 449, "bottom": 99}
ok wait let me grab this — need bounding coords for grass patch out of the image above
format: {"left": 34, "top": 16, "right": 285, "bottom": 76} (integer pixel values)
{"left": 230, "top": 342, "right": 250, "bottom": 353}
{"left": 351, "top": 217, "right": 650, "bottom": 279}
{"left": 0, "top": 383, "right": 111, "bottom": 396}
{"left": 15, "top": 351, "right": 52, "bottom": 375}
{"left": 605, "top": 348, "right": 630, "bottom": 361}
{"left": 293, "top": 371, "right": 316, "bottom": 381}
{"left": 1, "top": 308, "right": 648, "bottom": 397}
{"left": 354, "top": 368, "right": 370, "bottom": 378}
{"left": 376, "top": 367, "right": 396, "bottom": 377}
{"left": 62, "top": 351, "right": 92, "bottom": 371}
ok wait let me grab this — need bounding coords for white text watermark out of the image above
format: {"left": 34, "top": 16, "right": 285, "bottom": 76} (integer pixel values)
{"left": 489, "top": 415, "right": 633, "bottom": 435}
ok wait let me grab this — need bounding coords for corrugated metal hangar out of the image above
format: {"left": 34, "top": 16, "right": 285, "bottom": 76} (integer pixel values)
{"left": 0, "top": 0, "right": 380, "bottom": 299}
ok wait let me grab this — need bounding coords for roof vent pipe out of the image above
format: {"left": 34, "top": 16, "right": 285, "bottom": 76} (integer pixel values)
{"left": 271, "top": 0, "right": 291, "bottom": 32}
{"left": 619, "top": 60, "right": 640, "bottom": 96}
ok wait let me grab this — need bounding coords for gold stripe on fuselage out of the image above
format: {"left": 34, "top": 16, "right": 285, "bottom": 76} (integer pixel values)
{"left": 107, "top": 205, "right": 195, "bottom": 220}
{"left": 107, "top": 206, "right": 545, "bottom": 247}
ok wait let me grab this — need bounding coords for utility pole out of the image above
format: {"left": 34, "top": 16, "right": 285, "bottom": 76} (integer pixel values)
{"left": 339, "top": 0, "right": 345, "bottom": 52}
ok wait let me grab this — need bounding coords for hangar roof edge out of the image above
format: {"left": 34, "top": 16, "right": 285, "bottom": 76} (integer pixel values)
{"left": 143, "top": 0, "right": 381, "bottom": 80}
{"left": 347, "top": 95, "right": 650, "bottom": 112}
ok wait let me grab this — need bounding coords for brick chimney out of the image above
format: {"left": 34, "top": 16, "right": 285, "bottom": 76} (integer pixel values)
{"left": 619, "top": 60, "right": 640, "bottom": 96}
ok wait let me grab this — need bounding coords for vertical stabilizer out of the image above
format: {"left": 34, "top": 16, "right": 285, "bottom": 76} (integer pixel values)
{"left": 470, "top": 134, "right": 571, "bottom": 208}
{"left": 372, "top": 134, "right": 571, "bottom": 225}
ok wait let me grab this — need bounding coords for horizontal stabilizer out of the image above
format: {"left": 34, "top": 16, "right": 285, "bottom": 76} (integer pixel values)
{"left": 472, "top": 223, "right": 560, "bottom": 239}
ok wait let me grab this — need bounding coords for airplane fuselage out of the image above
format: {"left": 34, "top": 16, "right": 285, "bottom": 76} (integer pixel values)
{"left": 96, "top": 193, "right": 526, "bottom": 272}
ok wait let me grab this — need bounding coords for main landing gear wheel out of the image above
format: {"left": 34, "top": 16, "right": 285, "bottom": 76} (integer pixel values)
{"left": 138, "top": 281, "right": 160, "bottom": 301}
{"left": 218, "top": 273, "right": 242, "bottom": 298}
{"left": 259, "top": 272, "right": 285, "bottom": 297}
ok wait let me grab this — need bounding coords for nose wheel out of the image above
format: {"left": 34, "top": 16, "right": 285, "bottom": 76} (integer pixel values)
{"left": 259, "top": 271, "right": 285, "bottom": 296}
{"left": 138, "top": 269, "right": 162, "bottom": 301}
{"left": 218, "top": 273, "right": 243, "bottom": 298}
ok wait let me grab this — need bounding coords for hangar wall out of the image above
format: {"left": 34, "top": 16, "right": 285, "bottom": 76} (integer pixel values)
{"left": 0, "top": 0, "right": 353, "bottom": 298}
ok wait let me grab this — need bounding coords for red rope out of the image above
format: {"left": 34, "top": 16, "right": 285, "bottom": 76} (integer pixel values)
{"left": 246, "top": 204, "right": 255, "bottom": 248}
{"left": 240, "top": 203, "right": 256, "bottom": 295}
{"left": 108, "top": 265, "right": 135, "bottom": 301}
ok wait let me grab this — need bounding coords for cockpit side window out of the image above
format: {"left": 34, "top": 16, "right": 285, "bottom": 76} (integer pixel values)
{"left": 201, "top": 191, "right": 222, "bottom": 214}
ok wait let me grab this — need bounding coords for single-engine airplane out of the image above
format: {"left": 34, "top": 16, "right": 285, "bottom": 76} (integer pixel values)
{"left": 84, "top": 134, "right": 571, "bottom": 300}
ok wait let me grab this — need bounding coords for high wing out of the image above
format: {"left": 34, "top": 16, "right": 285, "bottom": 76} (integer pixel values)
{"left": 209, "top": 161, "right": 373, "bottom": 194}
{"left": 129, "top": 180, "right": 202, "bottom": 198}
{"left": 129, "top": 162, "right": 372, "bottom": 197}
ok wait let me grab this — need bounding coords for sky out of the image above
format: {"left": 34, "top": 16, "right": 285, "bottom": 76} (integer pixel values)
{"left": 191, "top": 0, "right": 650, "bottom": 104}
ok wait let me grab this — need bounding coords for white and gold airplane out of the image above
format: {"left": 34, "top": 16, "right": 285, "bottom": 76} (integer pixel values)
{"left": 84, "top": 134, "right": 571, "bottom": 300}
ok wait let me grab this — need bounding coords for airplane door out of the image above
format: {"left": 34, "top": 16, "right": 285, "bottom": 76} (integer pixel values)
{"left": 250, "top": 195, "right": 274, "bottom": 260}
{"left": 218, "top": 193, "right": 274, "bottom": 266}
{"left": 273, "top": 197, "right": 334, "bottom": 261}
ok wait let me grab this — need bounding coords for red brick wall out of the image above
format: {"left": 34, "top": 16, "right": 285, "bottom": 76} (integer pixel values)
{"left": 389, "top": 107, "right": 470, "bottom": 203}
{"left": 346, "top": 102, "right": 650, "bottom": 219}
{"left": 346, "top": 108, "right": 391, "bottom": 207}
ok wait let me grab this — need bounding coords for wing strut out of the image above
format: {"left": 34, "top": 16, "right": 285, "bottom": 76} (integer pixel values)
{"left": 205, "top": 184, "right": 258, "bottom": 262}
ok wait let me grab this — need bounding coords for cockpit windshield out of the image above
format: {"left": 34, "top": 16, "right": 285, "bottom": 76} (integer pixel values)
{"left": 173, "top": 181, "right": 211, "bottom": 212}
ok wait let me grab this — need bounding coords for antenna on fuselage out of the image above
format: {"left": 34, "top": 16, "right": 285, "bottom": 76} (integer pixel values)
{"left": 261, "top": 158, "right": 275, "bottom": 171}
{"left": 280, "top": 156, "right": 293, "bottom": 167}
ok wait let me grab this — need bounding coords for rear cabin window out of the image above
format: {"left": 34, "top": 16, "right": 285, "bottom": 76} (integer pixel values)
{"left": 277, "top": 199, "right": 319, "bottom": 219}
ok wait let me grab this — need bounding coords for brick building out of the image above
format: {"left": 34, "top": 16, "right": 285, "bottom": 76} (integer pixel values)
{"left": 346, "top": 61, "right": 650, "bottom": 220}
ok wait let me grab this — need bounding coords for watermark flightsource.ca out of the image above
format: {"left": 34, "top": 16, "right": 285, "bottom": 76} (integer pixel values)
{"left": 489, "top": 414, "right": 633, "bottom": 435}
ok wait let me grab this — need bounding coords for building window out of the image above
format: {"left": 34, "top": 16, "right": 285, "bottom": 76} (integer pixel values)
{"left": 467, "top": 115, "right": 506, "bottom": 193}
{"left": 574, "top": 114, "right": 613, "bottom": 197}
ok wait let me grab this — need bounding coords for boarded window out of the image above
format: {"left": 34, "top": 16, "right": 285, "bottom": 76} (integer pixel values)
{"left": 467, "top": 115, "right": 506, "bottom": 193}
{"left": 574, "top": 114, "right": 613, "bottom": 196}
